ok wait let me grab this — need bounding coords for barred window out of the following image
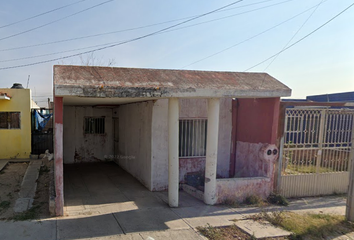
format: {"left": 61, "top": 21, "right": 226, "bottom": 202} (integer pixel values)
{"left": 179, "top": 119, "right": 207, "bottom": 157}
{"left": 84, "top": 117, "right": 105, "bottom": 134}
{"left": 0, "top": 112, "right": 20, "bottom": 129}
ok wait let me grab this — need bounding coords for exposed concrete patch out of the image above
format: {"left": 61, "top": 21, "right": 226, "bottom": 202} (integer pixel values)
{"left": 0, "top": 219, "right": 57, "bottom": 240}
{"left": 57, "top": 213, "right": 124, "bottom": 239}
{"left": 13, "top": 161, "right": 42, "bottom": 213}
{"left": 235, "top": 219, "right": 292, "bottom": 239}
{"left": 0, "top": 159, "right": 8, "bottom": 172}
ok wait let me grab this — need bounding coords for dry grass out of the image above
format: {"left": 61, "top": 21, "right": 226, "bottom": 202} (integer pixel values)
{"left": 253, "top": 211, "right": 354, "bottom": 239}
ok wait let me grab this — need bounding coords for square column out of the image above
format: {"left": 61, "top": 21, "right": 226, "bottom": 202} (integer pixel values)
{"left": 204, "top": 98, "right": 220, "bottom": 205}
{"left": 168, "top": 98, "right": 179, "bottom": 207}
{"left": 54, "top": 97, "right": 64, "bottom": 216}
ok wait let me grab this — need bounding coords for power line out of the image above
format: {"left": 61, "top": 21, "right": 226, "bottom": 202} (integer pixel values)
{"left": 257, "top": 0, "right": 325, "bottom": 88}
{"left": 244, "top": 2, "right": 354, "bottom": 72}
{"left": 181, "top": 1, "right": 324, "bottom": 69}
{"left": 0, "top": 0, "right": 293, "bottom": 63}
{"left": 0, "top": 0, "right": 289, "bottom": 53}
{"left": 262, "top": 0, "right": 325, "bottom": 72}
{"left": 0, "top": 0, "right": 115, "bottom": 42}
{"left": 0, "top": 0, "right": 87, "bottom": 29}
{"left": 0, "top": 0, "right": 244, "bottom": 70}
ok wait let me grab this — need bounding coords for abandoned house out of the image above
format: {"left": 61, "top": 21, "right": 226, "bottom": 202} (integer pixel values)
{"left": 53, "top": 65, "right": 291, "bottom": 216}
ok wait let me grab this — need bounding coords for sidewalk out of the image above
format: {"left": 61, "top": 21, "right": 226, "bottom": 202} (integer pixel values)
{"left": 0, "top": 195, "right": 348, "bottom": 240}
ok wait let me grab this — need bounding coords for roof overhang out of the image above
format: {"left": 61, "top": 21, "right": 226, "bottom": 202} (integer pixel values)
{"left": 53, "top": 65, "right": 292, "bottom": 105}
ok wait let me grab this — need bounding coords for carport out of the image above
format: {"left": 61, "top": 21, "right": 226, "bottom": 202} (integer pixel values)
{"left": 53, "top": 65, "right": 291, "bottom": 216}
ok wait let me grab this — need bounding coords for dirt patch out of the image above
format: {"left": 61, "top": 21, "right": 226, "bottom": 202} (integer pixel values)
{"left": 32, "top": 159, "right": 53, "bottom": 219}
{"left": 0, "top": 160, "right": 53, "bottom": 221}
{"left": 0, "top": 162, "right": 28, "bottom": 219}
{"left": 197, "top": 224, "right": 287, "bottom": 240}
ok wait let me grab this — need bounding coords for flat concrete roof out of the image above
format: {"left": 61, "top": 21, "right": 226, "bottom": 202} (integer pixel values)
{"left": 53, "top": 65, "right": 291, "bottom": 102}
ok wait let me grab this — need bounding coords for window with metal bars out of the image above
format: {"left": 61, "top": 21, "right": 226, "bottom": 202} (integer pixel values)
{"left": 84, "top": 117, "right": 105, "bottom": 134}
{"left": 0, "top": 112, "right": 20, "bottom": 129}
{"left": 179, "top": 119, "right": 207, "bottom": 157}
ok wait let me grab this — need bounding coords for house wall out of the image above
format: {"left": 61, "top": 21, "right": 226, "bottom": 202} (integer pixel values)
{"left": 0, "top": 88, "right": 31, "bottom": 159}
{"left": 234, "top": 98, "right": 280, "bottom": 178}
{"left": 216, "top": 177, "right": 272, "bottom": 204}
{"left": 151, "top": 98, "right": 232, "bottom": 191}
{"left": 63, "top": 106, "right": 113, "bottom": 163}
{"left": 113, "top": 101, "right": 153, "bottom": 190}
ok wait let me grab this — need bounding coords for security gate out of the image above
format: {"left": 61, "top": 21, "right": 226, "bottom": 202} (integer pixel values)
{"left": 279, "top": 108, "right": 354, "bottom": 198}
{"left": 31, "top": 109, "right": 53, "bottom": 155}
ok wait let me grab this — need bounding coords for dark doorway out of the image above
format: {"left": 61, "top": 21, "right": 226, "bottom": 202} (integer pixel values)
{"left": 31, "top": 109, "right": 53, "bottom": 155}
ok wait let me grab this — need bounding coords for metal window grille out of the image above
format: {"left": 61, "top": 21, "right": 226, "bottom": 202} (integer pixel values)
{"left": 84, "top": 117, "right": 105, "bottom": 134}
{"left": 0, "top": 112, "right": 21, "bottom": 129}
{"left": 179, "top": 119, "right": 207, "bottom": 157}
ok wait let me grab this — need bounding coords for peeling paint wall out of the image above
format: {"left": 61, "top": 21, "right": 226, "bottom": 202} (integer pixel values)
{"left": 234, "top": 98, "right": 280, "bottom": 178}
{"left": 223, "top": 98, "right": 281, "bottom": 202}
{"left": 113, "top": 101, "right": 153, "bottom": 190}
{"left": 151, "top": 98, "right": 232, "bottom": 191}
{"left": 0, "top": 88, "right": 31, "bottom": 159}
{"left": 63, "top": 106, "right": 113, "bottom": 163}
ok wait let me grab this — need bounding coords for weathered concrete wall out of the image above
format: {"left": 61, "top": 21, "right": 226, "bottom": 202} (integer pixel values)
{"left": 0, "top": 88, "right": 31, "bottom": 159}
{"left": 216, "top": 177, "right": 272, "bottom": 204}
{"left": 235, "top": 142, "right": 278, "bottom": 178}
{"left": 63, "top": 106, "right": 113, "bottom": 163}
{"left": 230, "top": 97, "right": 280, "bottom": 202}
{"left": 114, "top": 101, "right": 153, "bottom": 190}
{"left": 234, "top": 98, "right": 280, "bottom": 179}
{"left": 54, "top": 97, "right": 64, "bottom": 216}
{"left": 151, "top": 98, "right": 232, "bottom": 191}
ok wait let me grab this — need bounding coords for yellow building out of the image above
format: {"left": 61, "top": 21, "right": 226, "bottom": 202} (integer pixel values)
{"left": 0, "top": 86, "right": 31, "bottom": 159}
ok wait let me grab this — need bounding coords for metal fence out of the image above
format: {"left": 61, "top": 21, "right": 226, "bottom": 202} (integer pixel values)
{"left": 280, "top": 108, "right": 354, "bottom": 197}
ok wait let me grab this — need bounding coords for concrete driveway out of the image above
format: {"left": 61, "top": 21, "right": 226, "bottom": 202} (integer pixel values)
{"left": 59, "top": 162, "right": 241, "bottom": 239}
{"left": 0, "top": 162, "right": 349, "bottom": 239}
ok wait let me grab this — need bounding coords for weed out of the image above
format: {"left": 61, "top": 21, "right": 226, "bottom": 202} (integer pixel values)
{"left": 12, "top": 205, "right": 41, "bottom": 221}
{"left": 6, "top": 192, "right": 13, "bottom": 199}
{"left": 244, "top": 195, "right": 263, "bottom": 206}
{"left": 267, "top": 193, "right": 289, "bottom": 206}
{"left": 39, "top": 165, "right": 50, "bottom": 176}
{"left": 260, "top": 211, "right": 285, "bottom": 226}
{"left": 221, "top": 198, "right": 239, "bottom": 207}
{"left": 253, "top": 211, "right": 354, "bottom": 240}
{"left": 197, "top": 224, "right": 223, "bottom": 240}
{"left": 0, "top": 201, "right": 11, "bottom": 211}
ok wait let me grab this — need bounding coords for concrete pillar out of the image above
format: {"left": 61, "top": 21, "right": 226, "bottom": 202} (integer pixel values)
{"left": 168, "top": 98, "right": 179, "bottom": 207}
{"left": 345, "top": 117, "right": 354, "bottom": 221}
{"left": 204, "top": 98, "right": 220, "bottom": 205}
{"left": 54, "top": 97, "right": 64, "bottom": 216}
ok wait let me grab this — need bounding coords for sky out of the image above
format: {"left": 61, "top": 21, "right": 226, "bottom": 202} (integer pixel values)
{"left": 0, "top": 0, "right": 353, "bottom": 106}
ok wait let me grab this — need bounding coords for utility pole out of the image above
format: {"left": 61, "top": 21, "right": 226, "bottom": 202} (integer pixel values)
{"left": 345, "top": 116, "right": 354, "bottom": 221}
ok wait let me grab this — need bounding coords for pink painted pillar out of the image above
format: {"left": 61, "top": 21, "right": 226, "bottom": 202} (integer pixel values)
{"left": 54, "top": 97, "right": 64, "bottom": 216}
